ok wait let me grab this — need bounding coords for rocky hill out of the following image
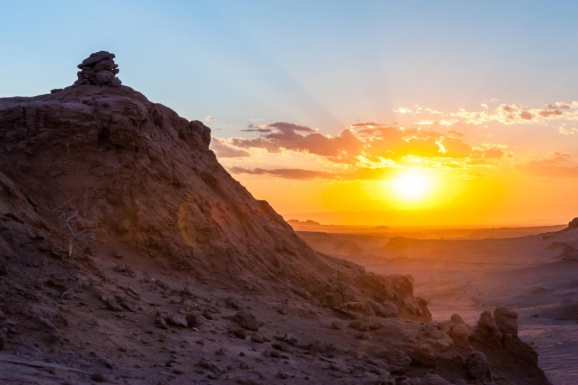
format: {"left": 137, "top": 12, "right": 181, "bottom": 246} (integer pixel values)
{"left": 0, "top": 52, "right": 551, "bottom": 384}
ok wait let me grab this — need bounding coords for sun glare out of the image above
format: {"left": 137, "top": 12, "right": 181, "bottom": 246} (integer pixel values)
{"left": 390, "top": 170, "right": 432, "bottom": 202}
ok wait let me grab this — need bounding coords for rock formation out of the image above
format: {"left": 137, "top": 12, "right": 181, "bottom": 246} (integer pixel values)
{"left": 73, "top": 51, "right": 121, "bottom": 87}
{"left": 0, "top": 52, "right": 552, "bottom": 384}
{"left": 567, "top": 216, "right": 578, "bottom": 230}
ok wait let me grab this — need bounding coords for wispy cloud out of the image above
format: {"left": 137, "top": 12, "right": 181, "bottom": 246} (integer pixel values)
{"left": 229, "top": 166, "right": 394, "bottom": 181}
{"left": 396, "top": 100, "right": 578, "bottom": 127}
{"left": 229, "top": 167, "right": 333, "bottom": 180}
{"left": 559, "top": 124, "right": 578, "bottom": 136}
{"left": 393, "top": 100, "right": 578, "bottom": 128}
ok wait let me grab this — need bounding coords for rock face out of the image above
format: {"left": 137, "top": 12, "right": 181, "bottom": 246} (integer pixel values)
{"left": 470, "top": 307, "right": 547, "bottom": 384}
{"left": 567, "top": 217, "right": 578, "bottom": 230}
{"left": 74, "top": 51, "right": 121, "bottom": 87}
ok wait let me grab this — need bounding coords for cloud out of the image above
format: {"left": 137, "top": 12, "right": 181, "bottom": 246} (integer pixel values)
{"left": 388, "top": 101, "right": 578, "bottom": 128}
{"left": 229, "top": 166, "right": 394, "bottom": 181}
{"left": 228, "top": 120, "right": 509, "bottom": 165}
{"left": 472, "top": 146, "right": 506, "bottom": 159}
{"left": 210, "top": 138, "right": 251, "bottom": 158}
{"left": 352, "top": 123, "right": 476, "bottom": 161}
{"left": 229, "top": 167, "right": 334, "bottom": 180}
{"left": 216, "top": 114, "right": 518, "bottom": 176}
{"left": 559, "top": 124, "right": 578, "bottom": 135}
{"left": 242, "top": 128, "right": 273, "bottom": 133}
{"left": 267, "top": 122, "right": 316, "bottom": 133}
{"left": 445, "top": 101, "right": 578, "bottom": 126}
{"left": 394, "top": 106, "right": 442, "bottom": 115}
{"left": 539, "top": 109, "right": 563, "bottom": 118}
{"left": 478, "top": 147, "right": 505, "bottom": 159}
{"left": 518, "top": 152, "right": 578, "bottom": 178}
{"left": 231, "top": 122, "right": 364, "bottom": 161}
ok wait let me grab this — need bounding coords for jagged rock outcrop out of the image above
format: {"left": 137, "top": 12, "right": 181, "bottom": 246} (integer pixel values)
{"left": 73, "top": 51, "right": 121, "bottom": 87}
{"left": 470, "top": 307, "right": 547, "bottom": 384}
{"left": 567, "top": 217, "right": 578, "bottom": 230}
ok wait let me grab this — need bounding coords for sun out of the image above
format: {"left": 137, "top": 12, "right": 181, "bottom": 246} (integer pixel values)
{"left": 390, "top": 170, "right": 432, "bottom": 202}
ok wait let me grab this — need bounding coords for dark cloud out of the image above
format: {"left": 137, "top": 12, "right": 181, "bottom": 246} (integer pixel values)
{"left": 538, "top": 109, "right": 563, "bottom": 118}
{"left": 268, "top": 122, "right": 315, "bottom": 133}
{"left": 231, "top": 122, "right": 364, "bottom": 161}
{"left": 242, "top": 128, "right": 272, "bottom": 133}
{"left": 519, "top": 111, "right": 533, "bottom": 120}
{"left": 350, "top": 121, "right": 381, "bottom": 127}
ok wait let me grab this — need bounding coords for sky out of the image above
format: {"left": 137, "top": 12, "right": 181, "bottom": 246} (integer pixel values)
{"left": 2, "top": 1, "right": 578, "bottom": 227}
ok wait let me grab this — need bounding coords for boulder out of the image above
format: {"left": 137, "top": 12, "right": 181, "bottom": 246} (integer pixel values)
{"left": 466, "top": 351, "right": 492, "bottom": 380}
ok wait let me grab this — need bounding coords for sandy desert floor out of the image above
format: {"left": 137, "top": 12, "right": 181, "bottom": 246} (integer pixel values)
{"left": 297, "top": 224, "right": 578, "bottom": 385}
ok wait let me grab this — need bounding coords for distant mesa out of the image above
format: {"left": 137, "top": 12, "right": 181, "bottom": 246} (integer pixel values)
{"left": 372, "top": 225, "right": 389, "bottom": 230}
{"left": 287, "top": 219, "right": 321, "bottom": 226}
{"left": 73, "top": 51, "right": 122, "bottom": 87}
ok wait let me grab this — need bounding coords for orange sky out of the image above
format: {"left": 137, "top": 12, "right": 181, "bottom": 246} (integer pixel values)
{"left": 212, "top": 102, "right": 578, "bottom": 227}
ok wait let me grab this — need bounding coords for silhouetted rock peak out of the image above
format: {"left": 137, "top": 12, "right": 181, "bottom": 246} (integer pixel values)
{"left": 74, "top": 51, "right": 121, "bottom": 87}
{"left": 568, "top": 217, "right": 578, "bottom": 230}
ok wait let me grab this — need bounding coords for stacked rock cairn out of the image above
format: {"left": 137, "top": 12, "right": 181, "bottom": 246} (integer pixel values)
{"left": 74, "top": 51, "right": 122, "bottom": 87}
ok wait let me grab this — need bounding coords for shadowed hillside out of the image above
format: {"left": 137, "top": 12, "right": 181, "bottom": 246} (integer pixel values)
{"left": 0, "top": 52, "right": 551, "bottom": 385}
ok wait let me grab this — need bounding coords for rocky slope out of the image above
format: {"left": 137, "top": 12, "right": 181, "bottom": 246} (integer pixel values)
{"left": 0, "top": 52, "right": 551, "bottom": 384}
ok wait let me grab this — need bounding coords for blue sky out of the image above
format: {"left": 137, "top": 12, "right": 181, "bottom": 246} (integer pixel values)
{"left": 3, "top": 1, "right": 578, "bottom": 136}
{"left": 3, "top": 1, "right": 578, "bottom": 225}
